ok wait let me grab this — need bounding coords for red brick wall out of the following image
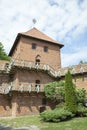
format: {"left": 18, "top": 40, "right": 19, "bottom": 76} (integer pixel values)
{"left": 0, "top": 73, "right": 87, "bottom": 117}
{"left": 12, "top": 37, "right": 61, "bottom": 70}
{"left": 0, "top": 94, "right": 11, "bottom": 117}
{"left": 13, "top": 69, "right": 55, "bottom": 90}
{"left": 12, "top": 92, "right": 44, "bottom": 116}
{"left": 0, "top": 74, "right": 9, "bottom": 93}
{"left": 73, "top": 74, "right": 87, "bottom": 91}
{"left": 11, "top": 91, "right": 58, "bottom": 117}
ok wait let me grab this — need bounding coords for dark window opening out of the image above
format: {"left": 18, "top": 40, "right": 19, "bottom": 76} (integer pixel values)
{"left": 39, "top": 106, "right": 46, "bottom": 113}
{"left": 35, "top": 80, "right": 40, "bottom": 90}
{"left": 32, "top": 43, "right": 36, "bottom": 49}
{"left": 42, "top": 98, "right": 47, "bottom": 105}
{"left": 44, "top": 46, "right": 48, "bottom": 52}
{"left": 36, "top": 80, "right": 40, "bottom": 85}
{"left": 36, "top": 59, "right": 40, "bottom": 65}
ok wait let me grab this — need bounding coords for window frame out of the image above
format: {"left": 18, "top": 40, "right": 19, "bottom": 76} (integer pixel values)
{"left": 32, "top": 43, "right": 36, "bottom": 50}
{"left": 42, "top": 98, "right": 47, "bottom": 105}
{"left": 44, "top": 46, "right": 48, "bottom": 52}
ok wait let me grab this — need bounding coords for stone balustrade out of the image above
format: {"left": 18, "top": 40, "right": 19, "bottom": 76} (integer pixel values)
{"left": 0, "top": 59, "right": 87, "bottom": 78}
{"left": 0, "top": 82, "right": 45, "bottom": 94}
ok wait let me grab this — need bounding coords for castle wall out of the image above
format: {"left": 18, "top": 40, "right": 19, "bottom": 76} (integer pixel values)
{"left": 0, "top": 94, "right": 12, "bottom": 117}
{"left": 11, "top": 92, "right": 44, "bottom": 116}
{"left": 0, "top": 74, "right": 9, "bottom": 93}
{"left": 11, "top": 91, "right": 57, "bottom": 117}
{"left": 0, "top": 91, "right": 57, "bottom": 117}
{"left": 12, "top": 37, "right": 61, "bottom": 70}
{"left": 73, "top": 74, "right": 87, "bottom": 91}
{"left": 13, "top": 69, "right": 55, "bottom": 90}
{"left": 12, "top": 40, "right": 21, "bottom": 59}
{"left": 0, "top": 71, "right": 87, "bottom": 117}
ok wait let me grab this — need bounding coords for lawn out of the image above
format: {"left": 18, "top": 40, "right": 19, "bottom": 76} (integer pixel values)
{"left": 0, "top": 116, "right": 87, "bottom": 130}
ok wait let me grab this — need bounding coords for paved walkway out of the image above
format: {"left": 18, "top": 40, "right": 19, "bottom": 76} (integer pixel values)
{"left": 0, "top": 125, "right": 40, "bottom": 130}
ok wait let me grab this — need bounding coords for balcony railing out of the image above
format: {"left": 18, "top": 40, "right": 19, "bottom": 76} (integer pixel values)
{"left": 3, "top": 82, "right": 45, "bottom": 94}
{"left": 6, "top": 59, "right": 58, "bottom": 77}
{"left": 17, "top": 83, "right": 44, "bottom": 93}
{"left": 1, "top": 59, "right": 87, "bottom": 78}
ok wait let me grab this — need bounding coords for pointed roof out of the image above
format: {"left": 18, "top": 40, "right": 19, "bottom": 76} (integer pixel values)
{"left": 21, "top": 27, "right": 63, "bottom": 45}
{"left": 9, "top": 27, "right": 64, "bottom": 56}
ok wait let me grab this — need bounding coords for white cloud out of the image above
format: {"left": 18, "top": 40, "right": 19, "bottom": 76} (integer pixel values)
{"left": 0, "top": 0, "right": 87, "bottom": 67}
{"left": 61, "top": 46, "right": 87, "bottom": 67}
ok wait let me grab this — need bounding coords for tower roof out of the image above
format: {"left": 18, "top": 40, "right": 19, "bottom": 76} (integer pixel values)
{"left": 21, "top": 27, "right": 63, "bottom": 45}
{"left": 9, "top": 27, "right": 64, "bottom": 56}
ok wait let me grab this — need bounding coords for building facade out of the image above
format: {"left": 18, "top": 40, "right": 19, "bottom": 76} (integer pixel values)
{"left": 0, "top": 28, "right": 87, "bottom": 117}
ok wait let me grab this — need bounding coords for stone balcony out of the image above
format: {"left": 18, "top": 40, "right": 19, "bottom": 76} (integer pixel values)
{"left": 6, "top": 59, "right": 57, "bottom": 77}
{"left": 6, "top": 59, "right": 87, "bottom": 77}
{"left": 1, "top": 82, "right": 45, "bottom": 94}
{"left": 0, "top": 59, "right": 87, "bottom": 78}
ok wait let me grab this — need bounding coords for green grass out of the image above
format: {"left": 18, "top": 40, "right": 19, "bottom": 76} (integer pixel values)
{"left": 0, "top": 116, "right": 87, "bottom": 130}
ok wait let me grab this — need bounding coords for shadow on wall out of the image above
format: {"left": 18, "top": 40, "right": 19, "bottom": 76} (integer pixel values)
{"left": 0, "top": 94, "right": 12, "bottom": 110}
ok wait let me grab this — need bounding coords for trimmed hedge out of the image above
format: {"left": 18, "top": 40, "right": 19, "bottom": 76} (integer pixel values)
{"left": 40, "top": 108, "right": 74, "bottom": 122}
{"left": 76, "top": 104, "right": 87, "bottom": 117}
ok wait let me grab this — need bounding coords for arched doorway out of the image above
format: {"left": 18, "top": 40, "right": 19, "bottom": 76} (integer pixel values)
{"left": 36, "top": 59, "right": 40, "bottom": 65}
{"left": 35, "top": 54, "right": 41, "bottom": 65}
{"left": 35, "top": 80, "right": 40, "bottom": 92}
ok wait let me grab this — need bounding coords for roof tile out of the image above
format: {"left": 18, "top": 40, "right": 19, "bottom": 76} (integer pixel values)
{"left": 21, "top": 27, "right": 63, "bottom": 46}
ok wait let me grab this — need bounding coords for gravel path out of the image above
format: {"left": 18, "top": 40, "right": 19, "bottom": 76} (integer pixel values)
{"left": 0, "top": 125, "right": 40, "bottom": 130}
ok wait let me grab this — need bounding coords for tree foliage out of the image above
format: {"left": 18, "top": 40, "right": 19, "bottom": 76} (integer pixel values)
{"left": 0, "top": 42, "right": 10, "bottom": 61}
{"left": 76, "top": 88, "right": 86, "bottom": 104}
{"left": 44, "top": 80, "right": 86, "bottom": 104}
{"left": 44, "top": 81, "right": 65, "bottom": 100}
{"left": 42, "top": 71, "right": 87, "bottom": 122}
{"left": 65, "top": 70, "right": 77, "bottom": 113}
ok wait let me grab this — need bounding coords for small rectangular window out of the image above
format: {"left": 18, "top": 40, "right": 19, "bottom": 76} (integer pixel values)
{"left": 44, "top": 46, "right": 48, "bottom": 52}
{"left": 42, "top": 98, "right": 47, "bottom": 105}
{"left": 32, "top": 43, "right": 36, "bottom": 49}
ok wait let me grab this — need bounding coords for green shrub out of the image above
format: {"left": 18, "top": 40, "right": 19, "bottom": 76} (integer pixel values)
{"left": 44, "top": 80, "right": 86, "bottom": 105}
{"left": 76, "top": 104, "right": 87, "bottom": 117}
{"left": 76, "top": 88, "right": 86, "bottom": 104}
{"left": 40, "top": 108, "right": 74, "bottom": 122}
{"left": 44, "top": 81, "right": 65, "bottom": 100}
{"left": 44, "top": 83, "right": 56, "bottom": 99}
{"left": 56, "top": 102, "right": 65, "bottom": 109}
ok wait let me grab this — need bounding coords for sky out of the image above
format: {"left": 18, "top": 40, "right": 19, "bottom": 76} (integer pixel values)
{"left": 0, "top": 0, "right": 87, "bottom": 67}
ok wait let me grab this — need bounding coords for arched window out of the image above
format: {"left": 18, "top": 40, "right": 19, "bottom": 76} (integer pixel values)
{"left": 35, "top": 54, "right": 41, "bottom": 65}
